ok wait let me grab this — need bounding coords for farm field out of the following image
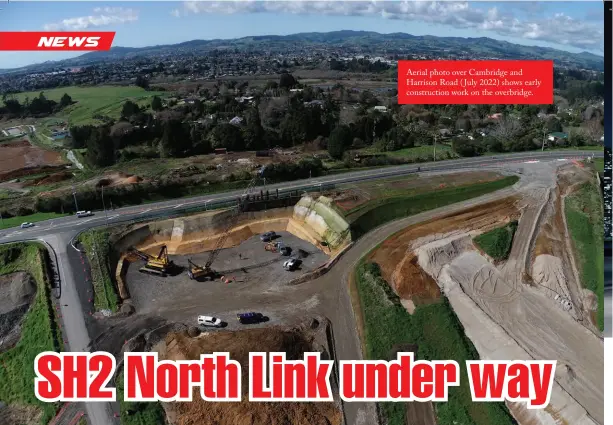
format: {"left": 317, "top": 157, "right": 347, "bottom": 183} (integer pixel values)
{"left": 13, "top": 86, "right": 168, "bottom": 126}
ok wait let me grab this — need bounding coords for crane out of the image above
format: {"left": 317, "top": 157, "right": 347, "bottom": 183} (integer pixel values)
{"left": 196, "top": 174, "right": 263, "bottom": 280}
{"left": 128, "top": 245, "right": 173, "bottom": 277}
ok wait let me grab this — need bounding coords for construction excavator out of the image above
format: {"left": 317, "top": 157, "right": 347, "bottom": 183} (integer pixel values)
{"left": 128, "top": 245, "right": 174, "bottom": 277}
{"left": 187, "top": 258, "right": 216, "bottom": 281}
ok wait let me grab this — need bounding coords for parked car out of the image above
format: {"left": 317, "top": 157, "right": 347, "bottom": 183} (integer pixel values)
{"left": 260, "top": 231, "right": 277, "bottom": 242}
{"left": 237, "top": 312, "right": 266, "bottom": 325}
{"left": 197, "top": 315, "right": 223, "bottom": 327}
{"left": 20, "top": 222, "right": 34, "bottom": 229}
{"left": 279, "top": 245, "right": 292, "bottom": 256}
{"left": 76, "top": 210, "right": 93, "bottom": 218}
{"left": 283, "top": 258, "right": 301, "bottom": 271}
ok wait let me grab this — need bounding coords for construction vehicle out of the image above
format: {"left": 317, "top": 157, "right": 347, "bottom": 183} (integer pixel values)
{"left": 187, "top": 259, "right": 217, "bottom": 281}
{"left": 194, "top": 175, "right": 262, "bottom": 280}
{"left": 128, "top": 245, "right": 174, "bottom": 277}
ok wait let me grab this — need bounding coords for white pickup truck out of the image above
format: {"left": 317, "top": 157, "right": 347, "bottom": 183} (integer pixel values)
{"left": 76, "top": 210, "right": 93, "bottom": 218}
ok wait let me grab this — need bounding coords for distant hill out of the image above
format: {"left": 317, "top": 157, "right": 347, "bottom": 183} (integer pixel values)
{"left": 12, "top": 30, "right": 608, "bottom": 71}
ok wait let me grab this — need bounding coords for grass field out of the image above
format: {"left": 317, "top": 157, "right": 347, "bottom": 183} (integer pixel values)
{"left": 473, "top": 221, "right": 518, "bottom": 261}
{"left": 355, "top": 262, "right": 516, "bottom": 425}
{"left": 14, "top": 86, "right": 168, "bottom": 126}
{"left": 116, "top": 372, "right": 166, "bottom": 425}
{"left": 350, "top": 176, "right": 519, "bottom": 237}
{"left": 594, "top": 158, "right": 604, "bottom": 173}
{"left": 565, "top": 179, "right": 605, "bottom": 331}
{"left": 78, "top": 228, "right": 120, "bottom": 313}
{"left": 0, "top": 212, "right": 67, "bottom": 230}
{"left": 0, "top": 243, "right": 62, "bottom": 424}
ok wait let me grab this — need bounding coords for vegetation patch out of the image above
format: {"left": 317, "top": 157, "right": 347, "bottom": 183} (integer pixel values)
{"left": 473, "top": 221, "right": 518, "bottom": 261}
{"left": 78, "top": 229, "right": 120, "bottom": 313}
{"left": 0, "top": 243, "right": 62, "bottom": 424}
{"left": 116, "top": 372, "right": 166, "bottom": 425}
{"left": 565, "top": 179, "right": 604, "bottom": 330}
{"left": 355, "top": 262, "right": 516, "bottom": 425}
{"left": 350, "top": 176, "right": 519, "bottom": 237}
{"left": 0, "top": 212, "right": 67, "bottom": 230}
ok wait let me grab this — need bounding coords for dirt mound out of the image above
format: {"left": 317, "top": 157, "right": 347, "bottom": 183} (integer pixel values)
{"left": 0, "top": 140, "right": 66, "bottom": 181}
{"left": 368, "top": 197, "right": 519, "bottom": 303}
{"left": 163, "top": 326, "right": 342, "bottom": 425}
{"left": 96, "top": 172, "right": 144, "bottom": 188}
{"left": 0, "top": 272, "right": 36, "bottom": 352}
{"left": 0, "top": 404, "right": 42, "bottom": 425}
{"left": 22, "top": 171, "right": 73, "bottom": 187}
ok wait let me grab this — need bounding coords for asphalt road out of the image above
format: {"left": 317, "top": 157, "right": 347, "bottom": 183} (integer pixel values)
{"left": 0, "top": 149, "right": 602, "bottom": 425}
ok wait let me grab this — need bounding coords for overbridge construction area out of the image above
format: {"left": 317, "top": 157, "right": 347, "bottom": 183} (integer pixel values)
{"left": 7, "top": 154, "right": 600, "bottom": 425}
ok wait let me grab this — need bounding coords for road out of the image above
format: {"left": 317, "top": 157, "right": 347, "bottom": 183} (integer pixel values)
{"left": 0, "top": 150, "right": 602, "bottom": 425}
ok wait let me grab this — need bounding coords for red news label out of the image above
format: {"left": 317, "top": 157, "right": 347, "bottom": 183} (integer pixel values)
{"left": 398, "top": 60, "right": 553, "bottom": 105}
{"left": 0, "top": 32, "right": 115, "bottom": 51}
{"left": 34, "top": 351, "right": 556, "bottom": 408}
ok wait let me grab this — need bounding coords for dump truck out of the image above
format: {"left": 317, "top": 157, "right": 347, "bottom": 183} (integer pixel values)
{"left": 128, "top": 245, "right": 174, "bottom": 277}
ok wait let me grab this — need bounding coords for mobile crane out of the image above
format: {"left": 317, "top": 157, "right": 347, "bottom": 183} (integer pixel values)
{"left": 128, "top": 245, "right": 174, "bottom": 277}
{"left": 192, "top": 173, "right": 263, "bottom": 280}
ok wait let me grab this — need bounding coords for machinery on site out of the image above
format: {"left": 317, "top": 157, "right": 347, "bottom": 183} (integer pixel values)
{"left": 128, "top": 245, "right": 174, "bottom": 277}
{"left": 187, "top": 258, "right": 217, "bottom": 281}
{"left": 265, "top": 241, "right": 291, "bottom": 256}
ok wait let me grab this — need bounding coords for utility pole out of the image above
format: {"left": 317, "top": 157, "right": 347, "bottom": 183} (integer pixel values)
{"left": 0, "top": 211, "right": 3, "bottom": 227}
{"left": 101, "top": 185, "right": 108, "bottom": 223}
{"left": 433, "top": 134, "right": 437, "bottom": 162}
{"left": 541, "top": 127, "right": 547, "bottom": 152}
{"left": 72, "top": 185, "right": 79, "bottom": 213}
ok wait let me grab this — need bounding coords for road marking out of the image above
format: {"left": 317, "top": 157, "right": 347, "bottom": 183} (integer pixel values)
{"left": 76, "top": 218, "right": 95, "bottom": 225}
{"left": 139, "top": 209, "right": 151, "bottom": 214}
{"left": 107, "top": 214, "right": 120, "bottom": 220}
{"left": 173, "top": 204, "right": 184, "bottom": 209}
{"left": 524, "top": 160, "right": 540, "bottom": 164}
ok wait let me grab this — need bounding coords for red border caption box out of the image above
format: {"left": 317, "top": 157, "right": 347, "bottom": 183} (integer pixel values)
{"left": 398, "top": 60, "right": 553, "bottom": 105}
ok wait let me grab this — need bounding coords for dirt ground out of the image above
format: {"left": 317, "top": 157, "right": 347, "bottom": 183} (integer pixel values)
{"left": 369, "top": 161, "right": 603, "bottom": 425}
{"left": 159, "top": 320, "right": 342, "bottom": 425}
{"left": 368, "top": 197, "right": 520, "bottom": 304}
{"left": 0, "top": 139, "right": 65, "bottom": 180}
{"left": 0, "top": 404, "right": 42, "bottom": 425}
{"left": 126, "top": 232, "right": 329, "bottom": 322}
{"left": 0, "top": 272, "right": 36, "bottom": 352}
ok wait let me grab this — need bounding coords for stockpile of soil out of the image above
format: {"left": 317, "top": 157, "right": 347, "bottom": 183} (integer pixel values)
{"left": 22, "top": 171, "right": 73, "bottom": 187}
{"left": 369, "top": 197, "right": 519, "bottom": 303}
{"left": 0, "top": 272, "right": 36, "bottom": 352}
{"left": 163, "top": 327, "right": 342, "bottom": 425}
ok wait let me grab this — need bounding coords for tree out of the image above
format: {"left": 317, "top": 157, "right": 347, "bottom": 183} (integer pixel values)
{"left": 242, "top": 107, "right": 265, "bottom": 150}
{"left": 328, "top": 125, "right": 352, "bottom": 159}
{"left": 121, "top": 101, "right": 140, "bottom": 119}
{"left": 208, "top": 123, "right": 244, "bottom": 151}
{"left": 151, "top": 96, "right": 163, "bottom": 111}
{"left": 86, "top": 126, "right": 115, "bottom": 167}
{"left": 545, "top": 117, "right": 563, "bottom": 133}
{"left": 490, "top": 116, "right": 523, "bottom": 149}
{"left": 60, "top": 93, "right": 73, "bottom": 108}
{"left": 279, "top": 72, "right": 297, "bottom": 89}
{"left": 159, "top": 119, "right": 190, "bottom": 157}
{"left": 135, "top": 75, "right": 150, "bottom": 90}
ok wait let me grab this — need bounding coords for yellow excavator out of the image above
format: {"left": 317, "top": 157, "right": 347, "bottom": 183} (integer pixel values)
{"left": 128, "top": 245, "right": 174, "bottom": 277}
{"left": 187, "top": 259, "right": 217, "bottom": 281}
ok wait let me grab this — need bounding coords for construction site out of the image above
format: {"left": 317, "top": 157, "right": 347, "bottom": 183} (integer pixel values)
{"left": 73, "top": 156, "right": 604, "bottom": 425}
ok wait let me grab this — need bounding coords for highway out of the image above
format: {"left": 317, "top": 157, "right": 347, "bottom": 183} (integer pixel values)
{"left": 0, "top": 149, "right": 603, "bottom": 425}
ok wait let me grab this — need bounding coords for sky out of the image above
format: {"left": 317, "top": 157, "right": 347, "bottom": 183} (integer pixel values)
{"left": 0, "top": 1, "right": 605, "bottom": 69}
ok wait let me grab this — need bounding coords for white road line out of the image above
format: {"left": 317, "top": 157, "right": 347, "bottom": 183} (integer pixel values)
{"left": 173, "top": 204, "right": 184, "bottom": 209}
{"left": 139, "top": 209, "right": 151, "bottom": 214}
{"left": 107, "top": 214, "right": 120, "bottom": 220}
{"left": 76, "top": 218, "right": 95, "bottom": 225}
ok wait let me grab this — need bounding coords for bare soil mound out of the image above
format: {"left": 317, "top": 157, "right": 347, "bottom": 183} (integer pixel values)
{"left": 369, "top": 197, "right": 519, "bottom": 303}
{"left": 163, "top": 326, "right": 342, "bottom": 425}
{"left": 0, "top": 404, "right": 42, "bottom": 425}
{"left": 0, "top": 272, "right": 36, "bottom": 352}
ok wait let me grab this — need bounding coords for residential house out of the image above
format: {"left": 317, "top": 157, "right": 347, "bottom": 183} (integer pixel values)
{"left": 373, "top": 106, "right": 388, "bottom": 113}
{"left": 229, "top": 116, "right": 243, "bottom": 126}
{"left": 304, "top": 100, "right": 324, "bottom": 108}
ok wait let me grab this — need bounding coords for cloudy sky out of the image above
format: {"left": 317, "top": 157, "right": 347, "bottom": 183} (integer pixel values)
{"left": 0, "top": 1, "right": 605, "bottom": 69}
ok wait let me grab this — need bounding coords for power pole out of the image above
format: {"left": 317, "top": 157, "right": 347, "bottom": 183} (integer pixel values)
{"left": 0, "top": 211, "right": 3, "bottom": 228}
{"left": 541, "top": 127, "right": 547, "bottom": 152}
{"left": 101, "top": 185, "right": 108, "bottom": 223}
{"left": 72, "top": 185, "right": 79, "bottom": 213}
{"left": 433, "top": 134, "right": 437, "bottom": 162}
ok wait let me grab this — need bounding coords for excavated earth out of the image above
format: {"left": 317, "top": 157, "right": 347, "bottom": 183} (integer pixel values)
{"left": 368, "top": 161, "right": 604, "bottom": 425}
{"left": 0, "top": 272, "right": 36, "bottom": 352}
{"left": 158, "top": 319, "right": 342, "bottom": 425}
